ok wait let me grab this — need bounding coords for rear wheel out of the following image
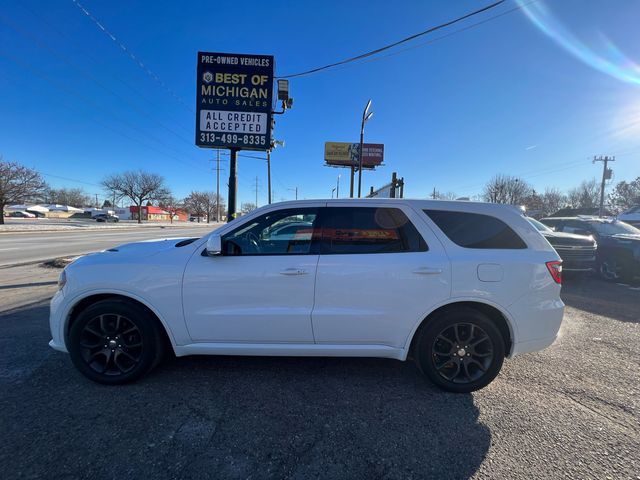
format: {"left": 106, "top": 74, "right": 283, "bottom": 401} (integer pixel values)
{"left": 68, "top": 299, "right": 164, "bottom": 384}
{"left": 415, "top": 307, "right": 505, "bottom": 393}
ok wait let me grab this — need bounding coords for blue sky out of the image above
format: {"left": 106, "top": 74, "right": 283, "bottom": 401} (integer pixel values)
{"left": 1, "top": 0, "right": 639, "bottom": 206}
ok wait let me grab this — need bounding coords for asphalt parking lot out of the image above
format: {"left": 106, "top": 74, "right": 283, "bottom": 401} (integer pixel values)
{"left": 1, "top": 272, "right": 638, "bottom": 479}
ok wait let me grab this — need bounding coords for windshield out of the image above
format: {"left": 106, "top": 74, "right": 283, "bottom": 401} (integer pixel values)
{"left": 527, "top": 217, "right": 552, "bottom": 233}
{"left": 588, "top": 220, "right": 640, "bottom": 236}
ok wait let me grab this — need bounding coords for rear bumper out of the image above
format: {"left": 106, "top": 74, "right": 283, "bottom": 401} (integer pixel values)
{"left": 511, "top": 334, "right": 558, "bottom": 356}
{"left": 507, "top": 295, "right": 564, "bottom": 358}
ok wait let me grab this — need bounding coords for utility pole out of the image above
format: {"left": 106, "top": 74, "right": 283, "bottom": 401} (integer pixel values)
{"left": 288, "top": 187, "right": 298, "bottom": 200}
{"left": 267, "top": 150, "right": 272, "bottom": 204}
{"left": 255, "top": 176, "right": 259, "bottom": 207}
{"left": 390, "top": 172, "right": 397, "bottom": 199}
{"left": 336, "top": 174, "right": 341, "bottom": 199}
{"left": 593, "top": 155, "right": 615, "bottom": 217}
{"left": 215, "top": 150, "right": 221, "bottom": 222}
{"left": 350, "top": 166, "right": 355, "bottom": 198}
{"left": 228, "top": 149, "right": 238, "bottom": 221}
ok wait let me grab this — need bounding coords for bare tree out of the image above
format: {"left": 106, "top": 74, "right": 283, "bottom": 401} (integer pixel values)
{"left": 204, "top": 192, "right": 226, "bottom": 223}
{"left": 566, "top": 179, "right": 599, "bottom": 209}
{"left": 608, "top": 177, "right": 640, "bottom": 213}
{"left": 522, "top": 190, "right": 544, "bottom": 213}
{"left": 540, "top": 187, "right": 567, "bottom": 216}
{"left": 0, "top": 159, "right": 47, "bottom": 225}
{"left": 45, "top": 187, "right": 91, "bottom": 208}
{"left": 102, "top": 171, "right": 168, "bottom": 223}
{"left": 432, "top": 190, "right": 457, "bottom": 200}
{"left": 241, "top": 202, "right": 257, "bottom": 214}
{"left": 483, "top": 174, "right": 532, "bottom": 205}
{"left": 158, "top": 194, "right": 183, "bottom": 224}
{"left": 183, "top": 191, "right": 208, "bottom": 222}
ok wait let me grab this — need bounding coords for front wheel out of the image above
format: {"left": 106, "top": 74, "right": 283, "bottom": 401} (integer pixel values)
{"left": 415, "top": 308, "right": 505, "bottom": 393}
{"left": 68, "top": 299, "right": 164, "bottom": 384}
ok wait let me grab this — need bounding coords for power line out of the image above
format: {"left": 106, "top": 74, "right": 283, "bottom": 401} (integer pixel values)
{"left": 39, "top": 172, "right": 102, "bottom": 187}
{"left": 0, "top": 13, "right": 196, "bottom": 152}
{"left": 19, "top": 1, "right": 193, "bottom": 139}
{"left": 277, "top": 0, "right": 506, "bottom": 79}
{"left": 0, "top": 53, "right": 208, "bottom": 173}
{"left": 330, "top": 0, "right": 538, "bottom": 74}
{"left": 70, "top": 0, "right": 193, "bottom": 112}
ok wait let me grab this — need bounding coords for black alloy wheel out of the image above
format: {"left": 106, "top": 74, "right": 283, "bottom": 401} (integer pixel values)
{"left": 68, "top": 299, "right": 164, "bottom": 384}
{"left": 79, "top": 314, "right": 143, "bottom": 376}
{"left": 600, "top": 258, "right": 620, "bottom": 281}
{"left": 431, "top": 323, "right": 494, "bottom": 384}
{"left": 416, "top": 307, "right": 505, "bottom": 393}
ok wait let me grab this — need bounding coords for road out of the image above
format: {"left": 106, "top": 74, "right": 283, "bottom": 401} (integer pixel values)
{"left": 0, "top": 270, "right": 638, "bottom": 479}
{"left": 0, "top": 224, "right": 215, "bottom": 267}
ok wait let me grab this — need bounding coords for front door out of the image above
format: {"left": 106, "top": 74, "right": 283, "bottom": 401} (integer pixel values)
{"left": 182, "top": 206, "right": 321, "bottom": 343}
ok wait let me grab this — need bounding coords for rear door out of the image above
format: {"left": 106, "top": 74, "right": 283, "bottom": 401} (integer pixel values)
{"left": 311, "top": 203, "right": 451, "bottom": 348}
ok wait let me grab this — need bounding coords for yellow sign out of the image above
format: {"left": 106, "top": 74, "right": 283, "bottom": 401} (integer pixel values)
{"left": 324, "top": 142, "right": 359, "bottom": 166}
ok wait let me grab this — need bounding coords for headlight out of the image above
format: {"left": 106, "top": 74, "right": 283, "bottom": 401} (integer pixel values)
{"left": 57, "top": 270, "right": 67, "bottom": 290}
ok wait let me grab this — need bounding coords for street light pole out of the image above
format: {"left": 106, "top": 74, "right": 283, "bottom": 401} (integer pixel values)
{"left": 336, "top": 174, "right": 341, "bottom": 199}
{"left": 357, "top": 99, "right": 374, "bottom": 198}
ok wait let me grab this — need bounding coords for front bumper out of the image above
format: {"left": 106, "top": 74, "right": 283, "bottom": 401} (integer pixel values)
{"left": 49, "top": 289, "right": 68, "bottom": 353}
{"left": 556, "top": 248, "right": 596, "bottom": 272}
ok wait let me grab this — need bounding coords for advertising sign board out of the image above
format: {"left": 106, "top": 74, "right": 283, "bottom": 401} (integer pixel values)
{"left": 324, "top": 142, "right": 384, "bottom": 169}
{"left": 196, "top": 51, "right": 274, "bottom": 151}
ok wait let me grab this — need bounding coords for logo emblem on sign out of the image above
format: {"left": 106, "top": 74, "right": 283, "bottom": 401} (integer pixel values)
{"left": 203, "top": 71, "right": 213, "bottom": 83}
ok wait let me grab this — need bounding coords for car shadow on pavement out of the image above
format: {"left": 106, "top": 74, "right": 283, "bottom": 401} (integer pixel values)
{"left": 1, "top": 302, "right": 491, "bottom": 480}
{"left": 561, "top": 275, "right": 639, "bottom": 323}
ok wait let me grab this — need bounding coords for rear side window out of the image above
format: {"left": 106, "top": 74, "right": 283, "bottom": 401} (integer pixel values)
{"left": 322, "top": 207, "right": 428, "bottom": 254}
{"left": 424, "top": 210, "right": 526, "bottom": 249}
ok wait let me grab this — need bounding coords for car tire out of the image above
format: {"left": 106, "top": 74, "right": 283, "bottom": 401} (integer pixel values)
{"left": 415, "top": 307, "right": 505, "bottom": 393}
{"left": 599, "top": 258, "right": 617, "bottom": 281}
{"left": 68, "top": 299, "right": 164, "bottom": 385}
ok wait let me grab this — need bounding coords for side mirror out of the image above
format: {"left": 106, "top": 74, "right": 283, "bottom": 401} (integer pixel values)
{"left": 206, "top": 234, "right": 222, "bottom": 256}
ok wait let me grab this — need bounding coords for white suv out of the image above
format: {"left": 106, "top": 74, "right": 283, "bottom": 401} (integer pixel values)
{"left": 49, "top": 199, "right": 564, "bottom": 392}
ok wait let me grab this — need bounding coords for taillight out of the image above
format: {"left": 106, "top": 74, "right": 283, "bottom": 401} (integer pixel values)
{"left": 546, "top": 260, "right": 562, "bottom": 284}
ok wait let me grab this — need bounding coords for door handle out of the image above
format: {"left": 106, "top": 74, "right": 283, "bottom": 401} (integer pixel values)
{"left": 413, "top": 267, "right": 443, "bottom": 275}
{"left": 279, "top": 268, "right": 308, "bottom": 276}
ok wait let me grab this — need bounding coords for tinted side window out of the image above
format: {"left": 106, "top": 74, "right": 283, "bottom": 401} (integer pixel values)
{"left": 322, "top": 207, "right": 428, "bottom": 254}
{"left": 424, "top": 210, "right": 526, "bottom": 249}
{"left": 222, "top": 208, "right": 319, "bottom": 255}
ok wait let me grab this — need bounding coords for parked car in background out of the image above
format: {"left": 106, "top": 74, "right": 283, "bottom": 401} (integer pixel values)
{"left": 540, "top": 216, "right": 640, "bottom": 282}
{"left": 527, "top": 217, "right": 597, "bottom": 273}
{"left": 8, "top": 211, "right": 36, "bottom": 218}
{"left": 50, "top": 199, "right": 564, "bottom": 393}
{"left": 618, "top": 205, "right": 640, "bottom": 227}
{"left": 95, "top": 213, "right": 119, "bottom": 223}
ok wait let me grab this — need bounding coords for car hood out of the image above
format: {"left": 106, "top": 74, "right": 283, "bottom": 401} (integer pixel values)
{"left": 104, "top": 237, "right": 199, "bottom": 257}
{"left": 609, "top": 234, "right": 640, "bottom": 243}
{"left": 541, "top": 231, "right": 595, "bottom": 246}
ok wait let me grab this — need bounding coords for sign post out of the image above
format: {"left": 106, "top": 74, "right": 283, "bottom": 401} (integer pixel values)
{"left": 195, "top": 51, "right": 274, "bottom": 220}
